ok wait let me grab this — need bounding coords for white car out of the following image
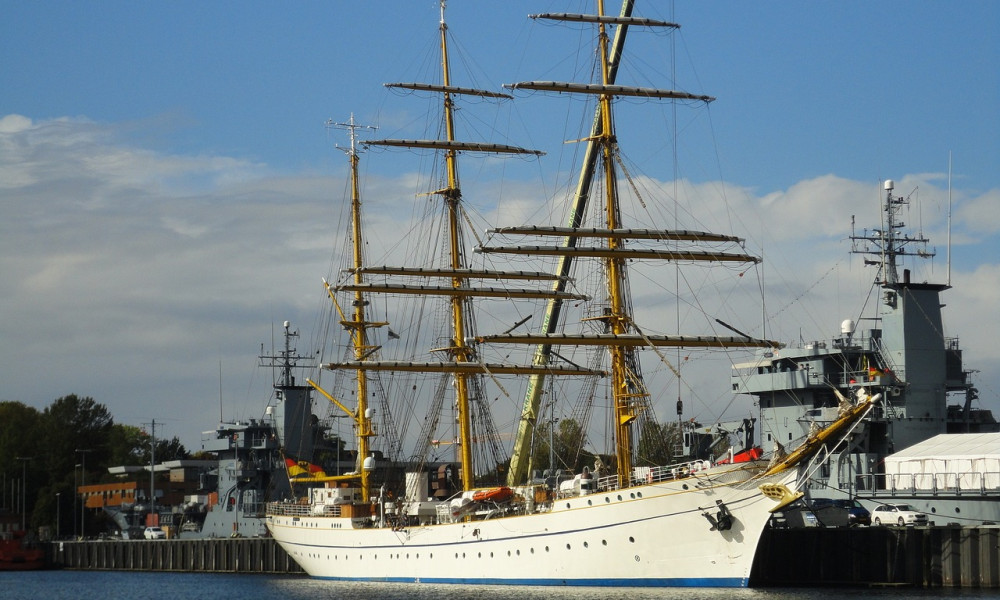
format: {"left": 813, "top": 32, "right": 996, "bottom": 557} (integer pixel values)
{"left": 143, "top": 526, "right": 167, "bottom": 540}
{"left": 871, "top": 503, "right": 928, "bottom": 526}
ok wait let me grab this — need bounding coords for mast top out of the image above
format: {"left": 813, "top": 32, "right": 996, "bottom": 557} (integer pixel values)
{"left": 850, "top": 179, "right": 936, "bottom": 287}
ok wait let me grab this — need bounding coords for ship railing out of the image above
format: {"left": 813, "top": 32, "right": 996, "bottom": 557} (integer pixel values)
{"left": 594, "top": 460, "right": 716, "bottom": 491}
{"left": 265, "top": 500, "right": 344, "bottom": 517}
{"left": 858, "top": 471, "right": 1000, "bottom": 496}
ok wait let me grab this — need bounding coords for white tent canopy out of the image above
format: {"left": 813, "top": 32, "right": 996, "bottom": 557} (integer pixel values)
{"left": 882, "top": 433, "right": 1000, "bottom": 491}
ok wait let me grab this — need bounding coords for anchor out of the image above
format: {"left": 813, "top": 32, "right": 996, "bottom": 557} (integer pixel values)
{"left": 702, "top": 499, "right": 733, "bottom": 532}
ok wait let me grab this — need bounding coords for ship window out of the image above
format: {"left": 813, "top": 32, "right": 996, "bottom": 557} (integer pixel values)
{"left": 617, "top": 495, "right": 622, "bottom": 501}
{"left": 788, "top": 433, "right": 792, "bottom": 441}
{"left": 566, "top": 544, "right": 571, "bottom": 550}
{"left": 545, "top": 546, "right": 550, "bottom": 552}
{"left": 530, "top": 548, "right": 534, "bottom": 554}
{"left": 489, "top": 552, "right": 493, "bottom": 558}
{"left": 587, "top": 499, "right": 593, "bottom": 505}
{"left": 583, "top": 541, "right": 589, "bottom": 548}
{"left": 636, "top": 492, "right": 642, "bottom": 498}
{"left": 516, "top": 549, "right": 521, "bottom": 556}
{"left": 477, "top": 552, "right": 481, "bottom": 558}
{"left": 605, "top": 497, "right": 610, "bottom": 503}
{"left": 602, "top": 540, "right": 607, "bottom": 546}
{"left": 628, "top": 537, "right": 635, "bottom": 543}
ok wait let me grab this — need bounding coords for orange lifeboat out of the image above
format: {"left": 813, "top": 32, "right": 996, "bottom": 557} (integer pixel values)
{"left": 472, "top": 486, "right": 514, "bottom": 503}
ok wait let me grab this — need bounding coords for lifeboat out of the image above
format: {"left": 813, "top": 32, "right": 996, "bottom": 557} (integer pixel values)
{"left": 472, "top": 486, "right": 514, "bottom": 503}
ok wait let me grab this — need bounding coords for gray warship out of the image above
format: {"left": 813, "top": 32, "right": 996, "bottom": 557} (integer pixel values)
{"left": 732, "top": 179, "right": 999, "bottom": 525}
{"left": 176, "top": 321, "right": 323, "bottom": 538}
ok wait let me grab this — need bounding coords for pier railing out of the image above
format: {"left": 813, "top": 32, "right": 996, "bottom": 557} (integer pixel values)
{"left": 857, "top": 470, "right": 1000, "bottom": 496}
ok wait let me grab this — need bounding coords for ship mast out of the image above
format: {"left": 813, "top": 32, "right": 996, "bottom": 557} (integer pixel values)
{"left": 505, "top": 0, "right": 637, "bottom": 488}
{"left": 339, "top": 115, "right": 379, "bottom": 502}
{"left": 851, "top": 179, "right": 935, "bottom": 287}
{"left": 323, "top": 1, "right": 602, "bottom": 493}
{"left": 495, "top": 1, "right": 772, "bottom": 489}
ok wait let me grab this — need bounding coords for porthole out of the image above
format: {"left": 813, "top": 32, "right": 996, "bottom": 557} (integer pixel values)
{"left": 516, "top": 549, "right": 521, "bottom": 556}
{"left": 628, "top": 536, "right": 635, "bottom": 543}
{"left": 530, "top": 548, "right": 535, "bottom": 554}
{"left": 605, "top": 497, "right": 610, "bottom": 503}
{"left": 545, "top": 546, "right": 550, "bottom": 552}
{"left": 602, "top": 540, "right": 607, "bottom": 546}
{"left": 566, "top": 503, "right": 571, "bottom": 509}
{"left": 629, "top": 493, "right": 636, "bottom": 499}
{"left": 477, "top": 552, "right": 481, "bottom": 558}
{"left": 583, "top": 541, "right": 589, "bottom": 548}
{"left": 588, "top": 499, "right": 593, "bottom": 506}
{"left": 682, "top": 484, "right": 689, "bottom": 490}
{"left": 566, "top": 543, "right": 571, "bottom": 550}
{"left": 636, "top": 492, "right": 643, "bottom": 498}
{"left": 617, "top": 495, "right": 622, "bottom": 501}
{"left": 507, "top": 550, "right": 511, "bottom": 557}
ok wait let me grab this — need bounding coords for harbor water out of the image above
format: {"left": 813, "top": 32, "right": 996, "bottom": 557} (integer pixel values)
{"left": 3, "top": 571, "right": 1000, "bottom": 600}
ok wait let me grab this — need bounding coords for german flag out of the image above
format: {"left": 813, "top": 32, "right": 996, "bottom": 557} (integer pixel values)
{"left": 284, "top": 457, "right": 327, "bottom": 479}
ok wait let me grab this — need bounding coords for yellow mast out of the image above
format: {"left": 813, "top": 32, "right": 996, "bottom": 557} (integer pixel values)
{"left": 436, "top": 1, "right": 476, "bottom": 492}
{"left": 500, "top": 4, "right": 760, "bottom": 490}
{"left": 329, "top": 115, "right": 380, "bottom": 501}
{"left": 593, "top": 0, "right": 639, "bottom": 488}
{"left": 349, "top": 117, "right": 375, "bottom": 502}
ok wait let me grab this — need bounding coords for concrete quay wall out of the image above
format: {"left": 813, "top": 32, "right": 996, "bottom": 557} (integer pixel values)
{"left": 753, "top": 525, "right": 1000, "bottom": 588}
{"left": 49, "top": 537, "right": 303, "bottom": 574}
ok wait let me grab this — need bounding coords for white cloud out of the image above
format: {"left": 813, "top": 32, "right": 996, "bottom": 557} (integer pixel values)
{"left": 2, "top": 114, "right": 998, "bottom": 449}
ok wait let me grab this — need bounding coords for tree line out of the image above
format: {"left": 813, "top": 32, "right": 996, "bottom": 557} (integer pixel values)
{"left": 0, "top": 395, "right": 189, "bottom": 538}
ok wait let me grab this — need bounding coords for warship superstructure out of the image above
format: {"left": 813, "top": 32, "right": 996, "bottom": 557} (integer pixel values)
{"left": 732, "top": 180, "right": 999, "bottom": 524}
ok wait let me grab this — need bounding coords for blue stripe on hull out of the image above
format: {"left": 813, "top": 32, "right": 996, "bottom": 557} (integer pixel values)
{"left": 311, "top": 576, "right": 749, "bottom": 587}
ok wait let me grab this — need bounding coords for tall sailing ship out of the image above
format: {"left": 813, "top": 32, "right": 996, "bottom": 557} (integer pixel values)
{"left": 266, "top": 1, "right": 872, "bottom": 587}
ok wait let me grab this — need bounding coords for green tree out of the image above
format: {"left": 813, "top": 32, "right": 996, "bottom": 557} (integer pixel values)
{"left": 0, "top": 401, "right": 43, "bottom": 528}
{"left": 636, "top": 420, "right": 680, "bottom": 467}
{"left": 530, "top": 418, "right": 587, "bottom": 474}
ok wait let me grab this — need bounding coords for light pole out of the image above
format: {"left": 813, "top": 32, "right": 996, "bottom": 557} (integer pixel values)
{"left": 73, "top": 463, "right": 80, "bottom": 539}
{"left": 15, "top": 456, "right": 32, "bottom": 532}
{"left": 55, "top": 492, "right": 61, "bottom": 538}
{"left": 75, "top": 449, "right": 91, "bottom": 538}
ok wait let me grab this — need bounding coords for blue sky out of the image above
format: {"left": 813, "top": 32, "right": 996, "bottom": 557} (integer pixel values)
{"left": 2, "top": 1, "right": 998, "bottom": 450}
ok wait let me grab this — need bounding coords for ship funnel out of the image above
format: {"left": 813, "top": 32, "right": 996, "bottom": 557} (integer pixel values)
{"left": 841, "top": 319, "right": 855, "bottom": 335}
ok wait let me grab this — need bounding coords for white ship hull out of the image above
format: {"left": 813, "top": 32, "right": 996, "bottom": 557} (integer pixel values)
{"left": 267, "top": 466, "right": 794, "bottom": 587}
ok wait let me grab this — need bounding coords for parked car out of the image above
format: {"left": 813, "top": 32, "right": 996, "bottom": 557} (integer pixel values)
{"left": 143, "top": 526, "right": 167, "bottom": 540}
{"left": 810, "top": 498, "right": 872, "bottom": 527}
{"left": 812, "top": 498, "right": 872, "bottom": 527}
{"left": 871, "top": 503, "right": 928, "bottom": 526}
